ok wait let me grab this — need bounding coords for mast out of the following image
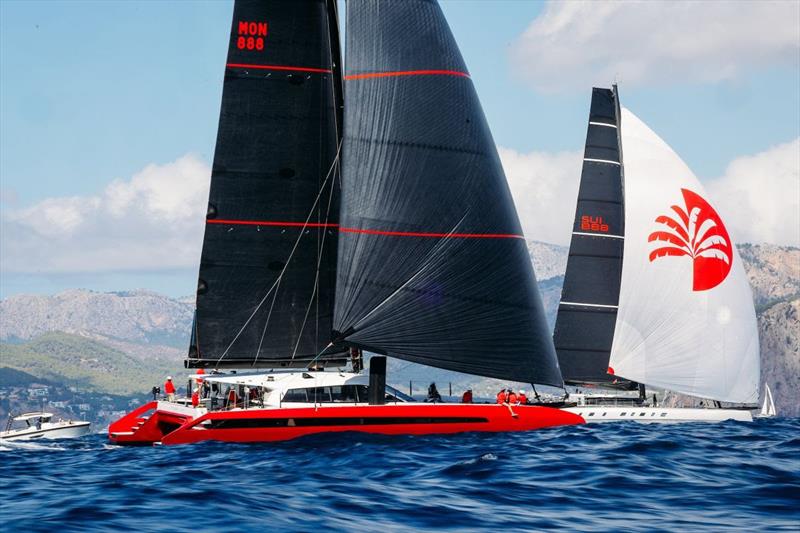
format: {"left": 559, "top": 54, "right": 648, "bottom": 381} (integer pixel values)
{"left": 553, "top": 86, "right": 636, "bottom": 390}
{"left": 325, "top": 0, "right": 344, "bottom": 144}
{"left": 186, "top": 0, "right": 344, "bottom": 369}
{"left": 331, "top": 0, "right": 563, "bottom": 387}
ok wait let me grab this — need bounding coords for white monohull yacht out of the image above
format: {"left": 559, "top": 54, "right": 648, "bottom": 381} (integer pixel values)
{"left": 553, "top": 86, "right": 772, "bottom": 423}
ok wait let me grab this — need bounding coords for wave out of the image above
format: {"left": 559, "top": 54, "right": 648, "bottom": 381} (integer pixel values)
{"left": 1, "top": 418, "right": 798, "bottom": 531}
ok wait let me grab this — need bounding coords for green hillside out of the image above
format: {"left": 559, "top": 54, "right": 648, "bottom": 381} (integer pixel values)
{"left": 0, "top": 332, "right": 182, "bottom": 396}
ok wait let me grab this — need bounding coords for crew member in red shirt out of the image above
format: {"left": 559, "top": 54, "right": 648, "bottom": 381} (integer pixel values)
{"left": 461, "top": 389, "right": 473, "bottom": 404}
{"left": 517, "top": 390, "right": 528, "bottom": 405}
{"left": 507, "top": 390, "right": 518, "bottom": 405}
{"left": 164, "top": 376, "right": 176, "bottom": 402}
{"left": 227, "top": 387, "right": 238, "bottom": 410}
{"left": 496, "top": 389, "right": 507, "bottom": 404}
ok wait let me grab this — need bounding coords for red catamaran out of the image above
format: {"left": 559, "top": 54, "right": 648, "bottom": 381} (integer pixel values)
{"left": 109, "top": 0, "right": 583, "bottom": 446}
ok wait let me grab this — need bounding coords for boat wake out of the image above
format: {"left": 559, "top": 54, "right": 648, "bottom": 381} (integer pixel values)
{"left": 0, "top": 440, "right": 71, "bottom": 453}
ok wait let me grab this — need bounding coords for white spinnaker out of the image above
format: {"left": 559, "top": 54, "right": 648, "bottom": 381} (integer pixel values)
{"left": 608, "top": 108, "right": 759, "bottom": 404}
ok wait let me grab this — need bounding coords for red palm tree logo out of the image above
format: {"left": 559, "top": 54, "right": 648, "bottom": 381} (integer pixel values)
{"left": 648, "top": 188, "right": 733, "bottom": 291}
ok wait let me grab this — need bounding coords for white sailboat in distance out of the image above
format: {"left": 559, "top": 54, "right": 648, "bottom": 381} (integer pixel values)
{"left": 554, "top": 86, "right": 764, "bottom": 423}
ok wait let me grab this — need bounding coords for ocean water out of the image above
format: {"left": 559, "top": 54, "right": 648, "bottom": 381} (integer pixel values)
{"left": 1, "top": 418, "right": 798, "bottom": 532}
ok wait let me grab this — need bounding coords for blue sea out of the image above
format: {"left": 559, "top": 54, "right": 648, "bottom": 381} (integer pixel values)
{"left": 1, "top": 418, "right": 798, "bottom": 532}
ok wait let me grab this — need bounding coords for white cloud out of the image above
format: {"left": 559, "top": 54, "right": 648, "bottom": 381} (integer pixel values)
{"left": 2, "top": 141, "right": 794, "bottom": 282}
{"left": 707, "top": 138, "right": 800, "bottom": 247}
{"left": 499, "top": 147, "right": 582, "bottom": 245}
{"left": 511, "top": 0, "right": 800, "bottom": 91}
{"left": 1, "top": 154, "right": 210, "bottom": 273}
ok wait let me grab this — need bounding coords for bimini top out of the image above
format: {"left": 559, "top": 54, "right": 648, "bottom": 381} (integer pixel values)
{"left": 13, "top": 413, "right": 53, "bottom": 422}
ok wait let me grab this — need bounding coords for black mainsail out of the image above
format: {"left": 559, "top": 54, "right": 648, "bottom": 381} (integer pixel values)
{"left": 552, "top": 86, "right": 634, "bottom": 389}
{"left": 187, "top": 0, "right": 343, "bottom": 368}
{"left": 332, "top": 0, "right": 562, "bottom": 387}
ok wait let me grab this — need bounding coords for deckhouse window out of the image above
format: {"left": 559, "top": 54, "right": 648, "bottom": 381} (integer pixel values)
{"left": 282, "top": 389, "right": 308, "bottom": 402}
{"left": 307, "top": 387, "right": 332, "bottom": 403}
{"left": 331, "top": 385, "right": 367, "bottom": 402}
{"left": 283, "top": 385, "right": 407, "bottom": 403}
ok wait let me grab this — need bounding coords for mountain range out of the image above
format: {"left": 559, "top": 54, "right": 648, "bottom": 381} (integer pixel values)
{"left": 1, "top": 241, "right": 797, "bottom": 415}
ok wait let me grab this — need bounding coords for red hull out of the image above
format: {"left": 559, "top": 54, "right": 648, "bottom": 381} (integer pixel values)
{"left": 108, "top": 403, "right": 584, "bottom": 445}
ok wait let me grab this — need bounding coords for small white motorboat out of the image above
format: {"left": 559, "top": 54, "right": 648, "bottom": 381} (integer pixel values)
{"left": 1, "top": 412, "right": 91, "bottom": 441}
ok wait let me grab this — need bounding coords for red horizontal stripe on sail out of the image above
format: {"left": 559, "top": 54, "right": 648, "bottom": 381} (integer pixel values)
{"left": 339, "top": 227, "right": 523, "bottom": 239}
{"left": 344, "top": 69, "right": 470, "bottom": 80}
{"left": 226, "top": 63, "right": 332, "bottom": 74}
{"left": 207, "top": 219, "right": 338, "bottom": 228}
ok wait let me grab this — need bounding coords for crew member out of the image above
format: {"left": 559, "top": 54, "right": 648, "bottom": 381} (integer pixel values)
{"left": 164, "top": 376, "right": 176, "bottom": 402}
{"left": 227, "top": 387, "right": 238, "bottom": 410}
{"left": 517, "top": 390, "right": 528, "bottom": 405}
{"left": 507, "top": 389, "right": 518, "bottom": 405}
{"left": 427, "top": 383, "right": 442, "bottom": 403}
{"left": 191, "top": 387, "right": 200, "bottom": 407}
{"left": 461, "top": 389, "right": 473, "bottom": 404}
{"left": 496, "top": 389, "right": 507, "bottom": 404}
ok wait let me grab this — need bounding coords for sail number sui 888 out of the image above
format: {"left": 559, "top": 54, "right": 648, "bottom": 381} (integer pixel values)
{"left": 581, "top": 215, "right": 609, "bottom": 233}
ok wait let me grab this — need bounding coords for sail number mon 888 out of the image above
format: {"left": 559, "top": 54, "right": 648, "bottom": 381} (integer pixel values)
{"left": 237, "top": 21, "right": 268, "bottom": 51}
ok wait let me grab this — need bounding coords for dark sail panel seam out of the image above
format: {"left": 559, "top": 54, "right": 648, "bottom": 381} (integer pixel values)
{"left": 227, "top": 63, "right": 332, "bottom": 73}
{"left": 344, "top": 69, "right": 469, "bottom": 80}
{"left": 339, "top": 227, "right": 523, "bottom": 239}
{"left": 207, "top": 219, "right": 338, "bottom": 228}
{"left": 346, "top": 136, "right": 484, "bottom": 156}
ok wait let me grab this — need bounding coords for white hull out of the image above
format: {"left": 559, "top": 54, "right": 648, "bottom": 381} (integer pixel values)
{"left": 565, "top": 406, "right": 752, "bottom": 423}
{"left": 0, "top": 421, "right": 91, "bottom": 441}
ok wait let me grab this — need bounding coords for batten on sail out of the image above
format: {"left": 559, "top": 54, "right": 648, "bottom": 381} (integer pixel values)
{"left": 187, "top": 0, "right": 345, "bottom": 368}
{"left": 332, "top": 0, "right": 562, "bottom": 387}
{"left": 608, "top": 108, "right": 759, "bottom": 404}
{"left": 554, "top": 87, "right": 635, "bottom": 389}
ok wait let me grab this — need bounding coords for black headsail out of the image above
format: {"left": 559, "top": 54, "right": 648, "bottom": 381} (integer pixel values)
{"left": 552, "top": 86, "right": 635, "bottom": 389}
{"left": 186, "top": 0, "right": 344, "bottom": 369}
{"left": 332, "top": 0, "right": 562, "bottom": 387}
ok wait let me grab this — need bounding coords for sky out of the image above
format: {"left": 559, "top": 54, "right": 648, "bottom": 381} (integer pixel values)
{"left": 1, "top": 0, "right": 798, "bottom": 299}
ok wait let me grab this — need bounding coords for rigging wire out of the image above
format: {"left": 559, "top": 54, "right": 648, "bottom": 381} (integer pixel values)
{"left": 215, "top": 140, "right": 343, "bottom": 368}
{"left": 248, "top": 13, "right": 344, "bottom": 369}
{"left": 285, "top": 9, "right": 344, "bottom": 366}
{"left": 290, "top": 154, "right": 339, "bottom": 362}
